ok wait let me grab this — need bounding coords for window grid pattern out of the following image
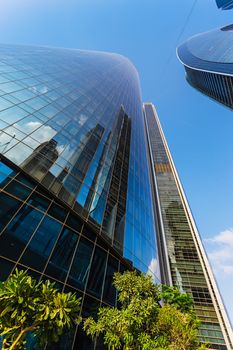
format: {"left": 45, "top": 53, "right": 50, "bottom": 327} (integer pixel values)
{"left": 0, "top": 157, "right": 133, "bottom": 349}
{"left": 0, "top": 44, "right": 158, "bottom": 281}
{"left": 185, "top": 66, "right": 233, "bottom": 109}
{"left": 144, "top": 103, "right": 229, "bottom": 350}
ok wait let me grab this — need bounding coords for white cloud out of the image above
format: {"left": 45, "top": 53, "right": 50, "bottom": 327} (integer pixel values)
{"left": 147, "top": 257, "right": 160, "bottom": 282}
{"left": 205, "top": 228, "right": 233, "bottom": 276}
{"left": 78, "top": 114, "right": 88, "bottom": 126}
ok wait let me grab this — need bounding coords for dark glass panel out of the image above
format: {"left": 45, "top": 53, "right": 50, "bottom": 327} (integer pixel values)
{"left": 47, "top": 202, "right": 68, "bottom": 222}
{"left": 81, "top": 294, "right": 100, "bottom": 319}
{"left": 65, "top": 213, "right": 83, "bottom": 233}
{"left": 4, "top": 180, "right": 32, "bottom": 200}
{"left": 19, "top": 216, "right": 62, "bottom": 270}
{"left": 96, "top": 236, "right": 109, "bottom": 251}
{"left": 86, "top": 246, "right": 107, "bottom": 298}
{"left": 27, "top": 191, "right": 51, "bottom": 212}
{"left": 45, "top": 328, "right": 76, "bottom": 350}
{"left": 102, "top": 255, "right": 118, "bottom": 305}
{"left": 67, "top": 237, "right": 93, "bottom": 290}
{"left": 45, "top": 227, "right": 79, "bottom": 282}
{"left": 14, "top": 173, "right": 35, "bottom": 189}
{"left": 0, "top": 192, "right": 22, "bottom": 232}
{"left": 0, "top": 257, "right": 14, "bottom": 281}
{"left": 0, "top": 204, "right": 44, "bottom": 260}
{"left": 73, "top": 328, "right": 94, "bottom": 350}
{"left": 82, "top": 224, "right": 96, "bottom": 242}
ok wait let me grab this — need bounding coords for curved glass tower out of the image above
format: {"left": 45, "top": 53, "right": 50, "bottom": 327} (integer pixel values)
{"left": 0, "top": 44, "right": 158, "bottom": 349}
{"left": 177, "top": 25, "right": 233, "bottom": 109}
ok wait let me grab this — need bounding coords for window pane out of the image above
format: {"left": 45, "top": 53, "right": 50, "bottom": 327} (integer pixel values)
{"left": 27, "top": 191, "right": 51, "bottom": 212}
{"left": 20, "top": 216, "right": 62, "bottom": 270}
{"left": 4, "top": 180, "right": 32, "bottom": 200}
{"left": 0, "top": 257, "right": 14, "bottom": 281}
{"left": 67, "top": 237, "right": 93, "bottom": 290}
{"left": 0, "top": 204, "right": 44, "bottom": 261}
{"left": 47, "top": 203, "right": 68, "bottom": 222}
{"left": 45, "top": 227, "right": 79, "bottom": 282}
{"left": 102, "top": 255, "right": 118, "bottom": 305}
{"left": 87, "top": 246, "right": 107, "bottom": 298}
{"left": 0, "top": 192, "right": 22, "bottom": 232}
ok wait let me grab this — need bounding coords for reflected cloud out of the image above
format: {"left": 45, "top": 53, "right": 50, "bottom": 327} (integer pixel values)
{"left": 147, "top": 257, "right": 160, "bottom": 282}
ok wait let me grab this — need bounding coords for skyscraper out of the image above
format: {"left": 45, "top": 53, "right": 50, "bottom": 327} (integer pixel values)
{"left": 0, "top": 44, "right": 231, "bottom": 349}
{"left": 0, "top": 44, "right": 158, "bottom": 349}
{"left": 216, "top": 0, "right": 233, "bottom": 10}
{"left": 177, "top": 25, "right": 233, "bottom": 109}
{"left": 144, "top": 103, "right": 233, "bottom": 350}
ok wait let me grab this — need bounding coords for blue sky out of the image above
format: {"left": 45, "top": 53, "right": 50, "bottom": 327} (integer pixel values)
{"left": 0, "top": 0, "right": 232, "bottom": 322}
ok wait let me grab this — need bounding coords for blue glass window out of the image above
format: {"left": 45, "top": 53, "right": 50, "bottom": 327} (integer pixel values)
{"left": 19, "top": 216, "right": 62, "bottom": 270}
{"left": 86, "top": 246, "right": 107, "bottom": 298}
{"left": 0, "top": 192, "right": 22, "bottom": 232}
{"left": 0, "top": 161, "right": 16, "bottom": 187}
{"left": 4, "top": 180, "right": 32, "bottom": 200}
{"left": 0, "top": 204, "right": 44, "bottom": 261}
{"left": 102, "top": 255, "right": 118, "bottom": 305}
{"left": 45, "top": 227, "right": 79, "bottom": 282}
{"left": 27, "top": 191, "right": 51, "bottom": 212}
{"left": 67, "top": 237, "right": 93, "bottom": 290}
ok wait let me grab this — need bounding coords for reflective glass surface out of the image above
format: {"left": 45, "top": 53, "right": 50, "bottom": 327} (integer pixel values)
{"left": 144, "top": 103, "right": 231, "bottom": 350}
{"left": 177, "top": 26, "right": 233, "bottom": 109}
{"left": 0, "top": 157, "right": 132, "bottom": 349}
{"left": 0, "top": 45, "right": 158, "bottom": 280}
{"left": 216, "top": 0, "right": 233, "bottom": 9}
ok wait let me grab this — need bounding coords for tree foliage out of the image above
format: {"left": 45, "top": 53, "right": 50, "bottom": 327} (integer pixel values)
{"left": 84, "top": 271, "right": 208, "bottom": 350}
{"left": 0, "top": 269, "right": 81, "bottom": 350}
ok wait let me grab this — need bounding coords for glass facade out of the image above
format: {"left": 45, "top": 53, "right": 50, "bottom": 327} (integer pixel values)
{"left": 216, "top": 0, "right": 233, "bottom": 10}
{"left": 0, "top": 44, "right": 159, "bottom": 349}
{"left": 144, "top": 103, "right": 233, "bottom": 350}
{"left": 177, "top": 25, "right": 233, "bottom": 109}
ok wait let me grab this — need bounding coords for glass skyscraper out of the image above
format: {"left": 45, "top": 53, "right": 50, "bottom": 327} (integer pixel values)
{"left": 216, "top": 0, "right": 233, "bottom": 10}
{"left": 144, "top": 103, "right": 233, "bottom": 350}
{"left": 177, "top": 25, "right": 233, "bottom": 109}
{"left": 0, "top": 44, "right": 231, "bottom": 349}
{"left": 0, "top": 44, "right": 158, "bottom": 349}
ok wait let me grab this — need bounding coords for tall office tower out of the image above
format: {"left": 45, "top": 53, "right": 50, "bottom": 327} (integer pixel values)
{"left": 144, "top": 103, "right": 233, "bottom": 350}
{"left": 177, "top": 25, "right": 233, "bottom": 109}
{"left": 0, "top": 44, "right": 158, "bottom": 349}
{"left": 216, "top": 0, "right": 233, "bottom": 10}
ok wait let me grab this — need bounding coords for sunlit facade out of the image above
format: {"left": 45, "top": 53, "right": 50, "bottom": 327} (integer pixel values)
{"left": 144, "top": 103, "right": 233, "bottom": 350}
{"left": 0, "top": 44, "right": 158, "bottom": 349}
{"left": 177, "top": 25, "right": 233, "bottom": 109}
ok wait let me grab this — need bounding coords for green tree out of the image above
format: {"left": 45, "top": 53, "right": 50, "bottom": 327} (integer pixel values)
{"left": 0, "top": 269, "right": 82, "bottom": 350}
{"left": 83, "top": 271, "right": 207, "bottom": 350}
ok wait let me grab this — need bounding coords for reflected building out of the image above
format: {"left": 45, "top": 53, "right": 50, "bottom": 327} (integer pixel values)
{"left": 216, "top": 0, "right": 233, "bottom": 9}
{"left": 177, "top": 25, "right": 233, "bottom": 109}
{"left": 144, "top": 103, "right": 233, "bottom": 350}
{"left": 21, "top": 139, "right": 59, "bottom": 179}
